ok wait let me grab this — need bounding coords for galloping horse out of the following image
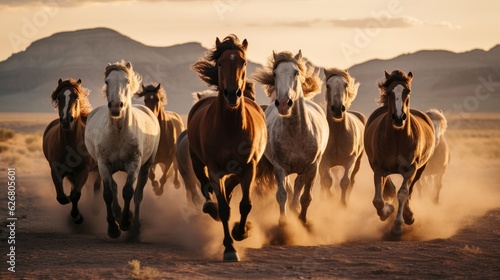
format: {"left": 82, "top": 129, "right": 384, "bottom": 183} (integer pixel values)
{"left": 253, "top": 50, "right": 329, "bottom": 226}
{"left": 417, "top": 108, "right": 450, "bottom": 204}
{"left": 136, "top": 83, "right": 184, "bottom": 195}
{"left": 188, "top": 35, "right": 267, "bottom": 261}
{"left": 85, "top": 61, "right": 160, "bottom": 240}
{"left": 364, "top": 70, "right": 435, "bottom": 236}
{"left": 319, "top": 68, "right": 366, "bottom": 207}
{"left": 43, "top": 78, "right": 99, "bottom": 224}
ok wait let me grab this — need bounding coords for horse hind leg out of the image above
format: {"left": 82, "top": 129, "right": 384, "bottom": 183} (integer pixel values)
{"left": 318, "top": 163, "right": 334, "bottom": 200}
{"left": 156, "top": 163, "right": 169, "bottom": 196}
{"left": 434, "top": 173, "right": 444, "bottom": 204}
{"left": 172, "top": 158, "right": 182, "bottom": 189}
{"left": 298, "top": 164, "right": 319, "bottom": 226}
{"left": 149, "top": 165, "right": 161, "bottom": 196}
{"left": 290, "top": 175, "right": 304, "bottom": 215}
{"left": 231, "top": 166, "right": 253, "bottom": 243}
{"left": 373, "top": 174, "right": 395, "bottom": 221}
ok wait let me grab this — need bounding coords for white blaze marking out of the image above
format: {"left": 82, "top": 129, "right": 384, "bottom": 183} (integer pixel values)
{"left": 62, "top": 90, "right": 71, "bottom": 119}
{"left": 393, "top": 84, "right": 404, "bottom": 118}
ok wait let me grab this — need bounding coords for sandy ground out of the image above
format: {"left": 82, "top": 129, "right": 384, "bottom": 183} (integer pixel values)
{"left": 0, "top": 113, "right": 499, "bottom": 279}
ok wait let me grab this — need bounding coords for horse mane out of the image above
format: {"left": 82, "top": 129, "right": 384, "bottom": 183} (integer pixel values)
{"left": 191, "top": 34, "right": 247, "bottom": 89}
{"left": 426, "top": 108, "right": 448, "bottom": 134}
{"left": 50, "top": 78, "right": 92, "bottom": 117}
{"left": 324, "top": 68, "right": 360, "bottom": 108}
{"left": 377, "top": 70, "right": 412, "bottom": 105}
{"left": 253, "top": 51, "right": 322, "bottom": 99}
{"left": 135, "top": 83, "right": 167, "bottom": 105}
{"left": 103, "top": 60, "right": 142, "bottom": 96}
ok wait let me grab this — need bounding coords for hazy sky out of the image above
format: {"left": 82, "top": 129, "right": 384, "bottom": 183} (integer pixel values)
{"left": 1, "top": 0, "right": 499, "bottom": 68}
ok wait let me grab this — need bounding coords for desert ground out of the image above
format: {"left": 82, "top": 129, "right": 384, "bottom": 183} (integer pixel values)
{"left": 0, "top": 112, "right": 499, "bottom": 279}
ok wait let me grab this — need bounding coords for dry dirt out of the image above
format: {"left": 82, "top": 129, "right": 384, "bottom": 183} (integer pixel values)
{"left": 0, "top": 113, "right": 499, "bottom": 279}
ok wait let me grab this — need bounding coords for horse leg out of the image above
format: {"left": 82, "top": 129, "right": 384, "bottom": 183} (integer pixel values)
{"left": 373, "top": 173, "right": 394, "bottom": 221}
{"left": 172, "top": 158, "right": 181, "bottom": 189}
{"left": 346, "top": 154, "right": 363, "bottom": 205}
{"left": 383, "top": 176, "right": 396, "bottom": 201}
{"left": 402, "top": 166, "right": 426, "bottom": 225}
{"left": 69, "top": 171, "right": 88, "bottom": 224}
{"left": 91, "top": 169, "right": 102, "bottom": 215}
{"left": 99, "top": 164, "right": 120, "bottom": 238}
{"left": 232, "top": 164, "right": 254, "bottom": 242}
{"left": 215, "top": 179, "right": 238, "bottom": 262}
{"left": 392, "top": 176, "right": 413, "bottom": 236}
{"left": 128, "top": 157, "right": 153, "bottom": 241}
{"left": 149, "top": 164, "right": 160, "bottom": 196}
{"left": 51, "top": 169, "right": 70, "bottom": 205}
{"left": 298, "top": 164, "right": 318, "bottom": 225}
{"left": 120, "top": 159, "right": 140, "bottom": 232}
{"left": 274, "top": 167, "right": 289, "bottom": 226}
{"left": 111, "top": 178, "right": 122, "bottom": 221}
{"left": 190, "top": 148, "right": 218, "bottom": 220}
{"left": 290, "top": 175, "right": 304, "bottom": 215}
{"left": 434, "top": 172, "right": 444, "bottom": 204}
{"left": 179, "top": 161, "right": 203, "bottom": 208}
{"left": 319, "top": 161, "right": 333, "bottom": 199}
{"left": 340, "top": 158, "right": 357, "bottom": 207}
{"left": 156, "top": 163, "right": 168, "bottom": 196}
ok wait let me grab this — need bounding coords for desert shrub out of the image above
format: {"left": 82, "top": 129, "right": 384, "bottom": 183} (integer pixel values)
{"left": 25, "top": 135, "right": 42, "bottom": 152}
{"left": 0, "top": 128, "right": 15, "bottom": 141}
{"left": 0, "top": 143, "right": 8, "bottom": 153}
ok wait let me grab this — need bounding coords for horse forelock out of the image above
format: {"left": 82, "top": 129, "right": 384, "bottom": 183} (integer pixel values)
{"left": 377, "top": 70, "right": 412, "bottom": 106}
{"left": 324, "top": 68, "right": 359, "bottom": 109}
{"left": 192, "top": 34, "right": 247, "bottom": 89}
{"left": 50, "top": 78, "right": 92, "bottom": 117}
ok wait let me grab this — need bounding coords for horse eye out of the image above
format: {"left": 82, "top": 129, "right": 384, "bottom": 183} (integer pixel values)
{"left": 326, "top": 85, "right": 330, "bottom": 89}
{"left": 105, "top": 81, "right": 108, "bottom": 85}
{"left": 294, "top": 70, "right": 299, "bottom": 77}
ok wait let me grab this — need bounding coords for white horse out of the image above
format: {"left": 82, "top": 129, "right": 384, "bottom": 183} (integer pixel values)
{"left": 254, "top": 50, "right": 329, "bottom": 226}
{"left": 85, "top": 60, "right": 160, "bottom": 240}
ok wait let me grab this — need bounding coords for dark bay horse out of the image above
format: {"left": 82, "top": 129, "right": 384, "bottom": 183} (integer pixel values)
{"left": 43, "top": 78, "right": 100, "bottom": 224}
{"left": 188, "top": 35, "right": 267, "bottom": 261}
{"left": 319, "top": 68, "right": 366, "bottom": 207}
{"left": 364, "top": 70, "right": 435, "bottom": 236}
{"left": 136, "top": 83, "right": 185, "bottom": 195}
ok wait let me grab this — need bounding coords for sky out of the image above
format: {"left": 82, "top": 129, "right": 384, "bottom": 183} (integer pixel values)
{"left": 0, "top": 0, "right": 499, "bottom": 68}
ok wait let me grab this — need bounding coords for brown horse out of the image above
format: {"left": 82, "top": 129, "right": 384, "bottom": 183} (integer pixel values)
{"left": 43, "top": 78, "right": 100, "bottom": 224}
{"left": 417, "top": 108, "right": 450, "bottom": 204}
{"left": 136, "top": 83, "right": 185, "bottom": 195}
{"left": 188, "top": 35, "right": 267, "bottom": 261}
{"left": 319, "top": 68, "right": 366, "bottom": 207}
{"left": 364, "top": 70, "right": 435, "bottom": 236}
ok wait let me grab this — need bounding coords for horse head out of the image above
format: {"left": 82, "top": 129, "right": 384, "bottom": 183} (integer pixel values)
{"left": 324, "top": 68, "right": 359, "bottom": 121}
{"left": 379, "top": 70, "right": 413, "bottom": 128}
{"left": 136, "top": 83, "right": 165, "bottom": 117}
{"left": 51, "top": 78, "right": 85, "bottom": 130}
{"left": 272, "top": 50, "right": 304, "bottom": 116}
{"left": 215, "top": 36, "right": 248, "bottom": 108}
{"left": 104, "top": 60, "right": 142, "bottom": 118}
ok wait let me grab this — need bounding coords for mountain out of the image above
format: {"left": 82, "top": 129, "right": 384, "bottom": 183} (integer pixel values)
{"left": 0, "top": 28, "right": 265, "bottom": 113}
{"left": 0, "top": 28, "right": 499, "bottom": 116}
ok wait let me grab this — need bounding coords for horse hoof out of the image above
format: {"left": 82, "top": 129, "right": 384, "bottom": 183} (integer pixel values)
{"left": 72, "top": 214, "right": 84, "bottom": 225}
{"left": 203, "top": 201, "right": 220, "bottom": 221}
{"left": 223, "top": 251, "right": 240, "bottom": 262}
{"left": 404, "top": 210, "right": 415, "bottom": 225}
{"left": 108, "top": 225, "right": 121, "bottom": 239}
{"left": 153, "top": 186, "right": 164, "bottom": 196}
{"left": 391, "top": 227, "right": 403, "bottom": 237}
{"left": 232, "top": 221, "right": 251, "bottom": 241}
{"left": 378, "top": 204, "right": 395, "bottom": 221}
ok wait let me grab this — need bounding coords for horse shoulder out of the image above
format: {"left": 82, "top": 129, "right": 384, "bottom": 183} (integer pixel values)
{"left": 366, "top": 106, "right": 388, "bottom": 127}
{"left": 348, "top": 110, "right": 367, "bottom": 125}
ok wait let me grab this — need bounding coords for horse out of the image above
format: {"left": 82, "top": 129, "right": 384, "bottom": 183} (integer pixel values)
{"left": 85, "top": 60, "right": 160, "bottom": 240}
{"left": 253, "top": 50, "right": 329, "bottom": 226}
{"left": 43, "top": 78, "right": 100, "bottom": 224}
{"left": 364, "top": 70, "right": 435, "bottom": 236}
{"left": 319, "top": 68, "right": 366, "bottom": 207}
{"left": 135, "top": 83, "right": 185, "bottom": 195}
{"left": 188, "top": 35, "right": 267, "bottom": 261}
{"left": 417, "top": 108, "right": 450, "bottom": 204}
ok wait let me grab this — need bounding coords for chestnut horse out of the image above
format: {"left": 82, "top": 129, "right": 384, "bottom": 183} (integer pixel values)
{"left": 188, "top": 35, "right": 267, "bottom": 261}
{"left": 43, "top": 78, "right": 100, "bottom": 224}
{"left": 319, "top": 68, "right": 366, "bottom": 207}
{"left": 364, "top": 70, "right": 435, "bottom": 236}
{"left": 136, "top": 83, "right": 184, "bottom": 195}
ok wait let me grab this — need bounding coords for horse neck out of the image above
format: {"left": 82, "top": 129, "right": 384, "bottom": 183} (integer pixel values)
{"left": 156, "top": 103, "right": 166, "bottom": 121}
{"left": 285, "top": 95, "right": 311, "bottom": 131}
{"left": 109, "top": 104, "right": 133, "bottom": 130}
{"left": 327, "top": 109, "right": 349, "bottom": 131}
{"left": 216, "top": 92, "right": 246, "bottom": 129}
{"left": 59, "top": 115, "right": 85, "bottom": 144}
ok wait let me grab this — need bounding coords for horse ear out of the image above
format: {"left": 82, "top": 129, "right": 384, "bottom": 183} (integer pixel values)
{"left": 215, "top": 37, "right": 221, "bottom": 47}
{"left": 408, "top": 71, "right": 413, "bottom": 79}
{"left": 107, "top": 63, "right": 111, "bottom": 66}
{"left": 345, "top": 69, "right": 349, "bottom": 73}
{"left": 242, "top": 39, "right": 248, "bottom": 50}
{"left": 142, "top": 84, "right": 146, "bottom": 91}
{"left": 384, "top": 71, "right": 390, "bottom": 79}
{"left": 295, "top": 50, "right": 302, "bottom": 60}
{"left": 272, "top": 51, "right": 277, "bottom": 60}
{"left": 156, "top": 83, "right": 161, "bottom": 90}
{"left": 126, "top": 61, "right": 132, "bottom": 69}
{"left": 77, "top": 79, "right": 82, "bottom": 84}
{"left": 58, "top": 78, "right": 62, "bottom": 85}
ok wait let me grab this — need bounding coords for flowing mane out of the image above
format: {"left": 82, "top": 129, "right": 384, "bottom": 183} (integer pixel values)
{"left": 136, "top": 83, "right": 167, "bottom": 105}
{"left": 103, "top": 60, "right": 142, "bottom": 96}
{"left": 426, "top": 108, "right": 448, "bottom": 135}
{"left": 324, "top": 68, "right": 359, "bottom": 109}
{"left": 253, "top": 51, "right": 322, "bottom": 99}
{"left": 377, "top": 70, "right": 412, "bottom": 105}
{"left": 191, "top": 34, "right": 253, "bottom": 93}
{"left": 50, "top": 78, "right": 92, "bottom": 117}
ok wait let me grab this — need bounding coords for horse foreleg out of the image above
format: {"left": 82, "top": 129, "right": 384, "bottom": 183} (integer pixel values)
{"left": 172, "top": 158, "right": 181, "bottom": 189}
{"left": 51, "top": 168, "right": 70, "bottom": 205}
{"left": 111, "top": 179, "right": 122, "bottom": 221}
{"left": 149, "top": 164, "right": 160, "bottom": 195}
{"left": 155, "top": 163, "right": 168, "bottom": 196}
{"left": 120, "top": 161, "right": 140, "bottom": 232}
{"left": 373, "top": 173, "right": 394, "bottom": 221}
{"left": 274, "top": 167, "right": 289, "bottom": 226}
{"left": 190, "top": 148, "right": 218, "bottom": 220}
{"left": 69, "top": 171, "right": 88, "bottom": 224}
{"left": 318, "top": 161, "right": 333, "bottom": 199}
{"left": 129, "top": 157, "right": 153, "bottom": 241}
{"left": 345, "top": 155, "right": 363, "bottom": 207}
{"left": 290, "top": 175, "right": 304, "bottom": 215}
{"left": 215, "top": 178, "right": 238, "bottom": 262}
{"left": 434, "top": 173, "right": 444, "bottom": 204}
{"left": 231, "top": 164, "right": 254, "bottom": 242}
{"left": 340, "top": 158, "right": 357, "bottom": 207}
{"left": 298, "top": 164, "right": 318, "bottom": 225}
{"left": 100, "top": 165, "right": 120, "bottom": 238}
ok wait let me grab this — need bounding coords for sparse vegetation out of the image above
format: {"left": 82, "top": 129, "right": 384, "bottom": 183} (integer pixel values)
{"left": 0, "top": 143, "right": 8, "bottom": 153}
{"left": 126, "top": 259, "right": 162, "bottom": 280}
{"left": 0, "top": 128, "right": 15, "bottom": 141}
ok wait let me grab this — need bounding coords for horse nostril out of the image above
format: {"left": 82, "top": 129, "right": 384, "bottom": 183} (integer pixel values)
{"left": 287, "top": 99, "right": 293, "bottom": 107}
{"left": 330, "top": 106, "right": 335, "bottom": 112}
{"left": 275, "top": 99, "right": 279, "bottom": 107}
{"left": 108, "top": 102, "right": 112, "bottom": 108}
{"left": 236, "top": 89, "right": 242, "bottom": 97}
{"left": 401, "top": 113, "right": 407, "bottom": 121}
{"left": 341, "top": 105, "right": 346, "bottom": 112}
{"left": 69, "top": 116, "right": 74, "bottom": 123}
{"left": 119, "top": 102, "right": 124, "bottom": 108}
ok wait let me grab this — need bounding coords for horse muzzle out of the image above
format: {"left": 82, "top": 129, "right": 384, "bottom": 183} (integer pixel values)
{"left": 330, "top": 105, "right": 345, "bottom": 120}
{"left": 391, "top": 112, "right": 407, "bottom": 127}
{"left": 223, "top": 88, "right": 242, "bottom": 107}
{"left": 275, "top": 97, "right": 293, "bottom": 116}
{"left": 108, "top": 101, "right": 124, "bottom": 117}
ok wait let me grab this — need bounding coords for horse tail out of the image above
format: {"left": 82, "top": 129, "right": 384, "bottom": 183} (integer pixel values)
{"left": 254, "top": 155, "right": 276, "bottom": 197}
